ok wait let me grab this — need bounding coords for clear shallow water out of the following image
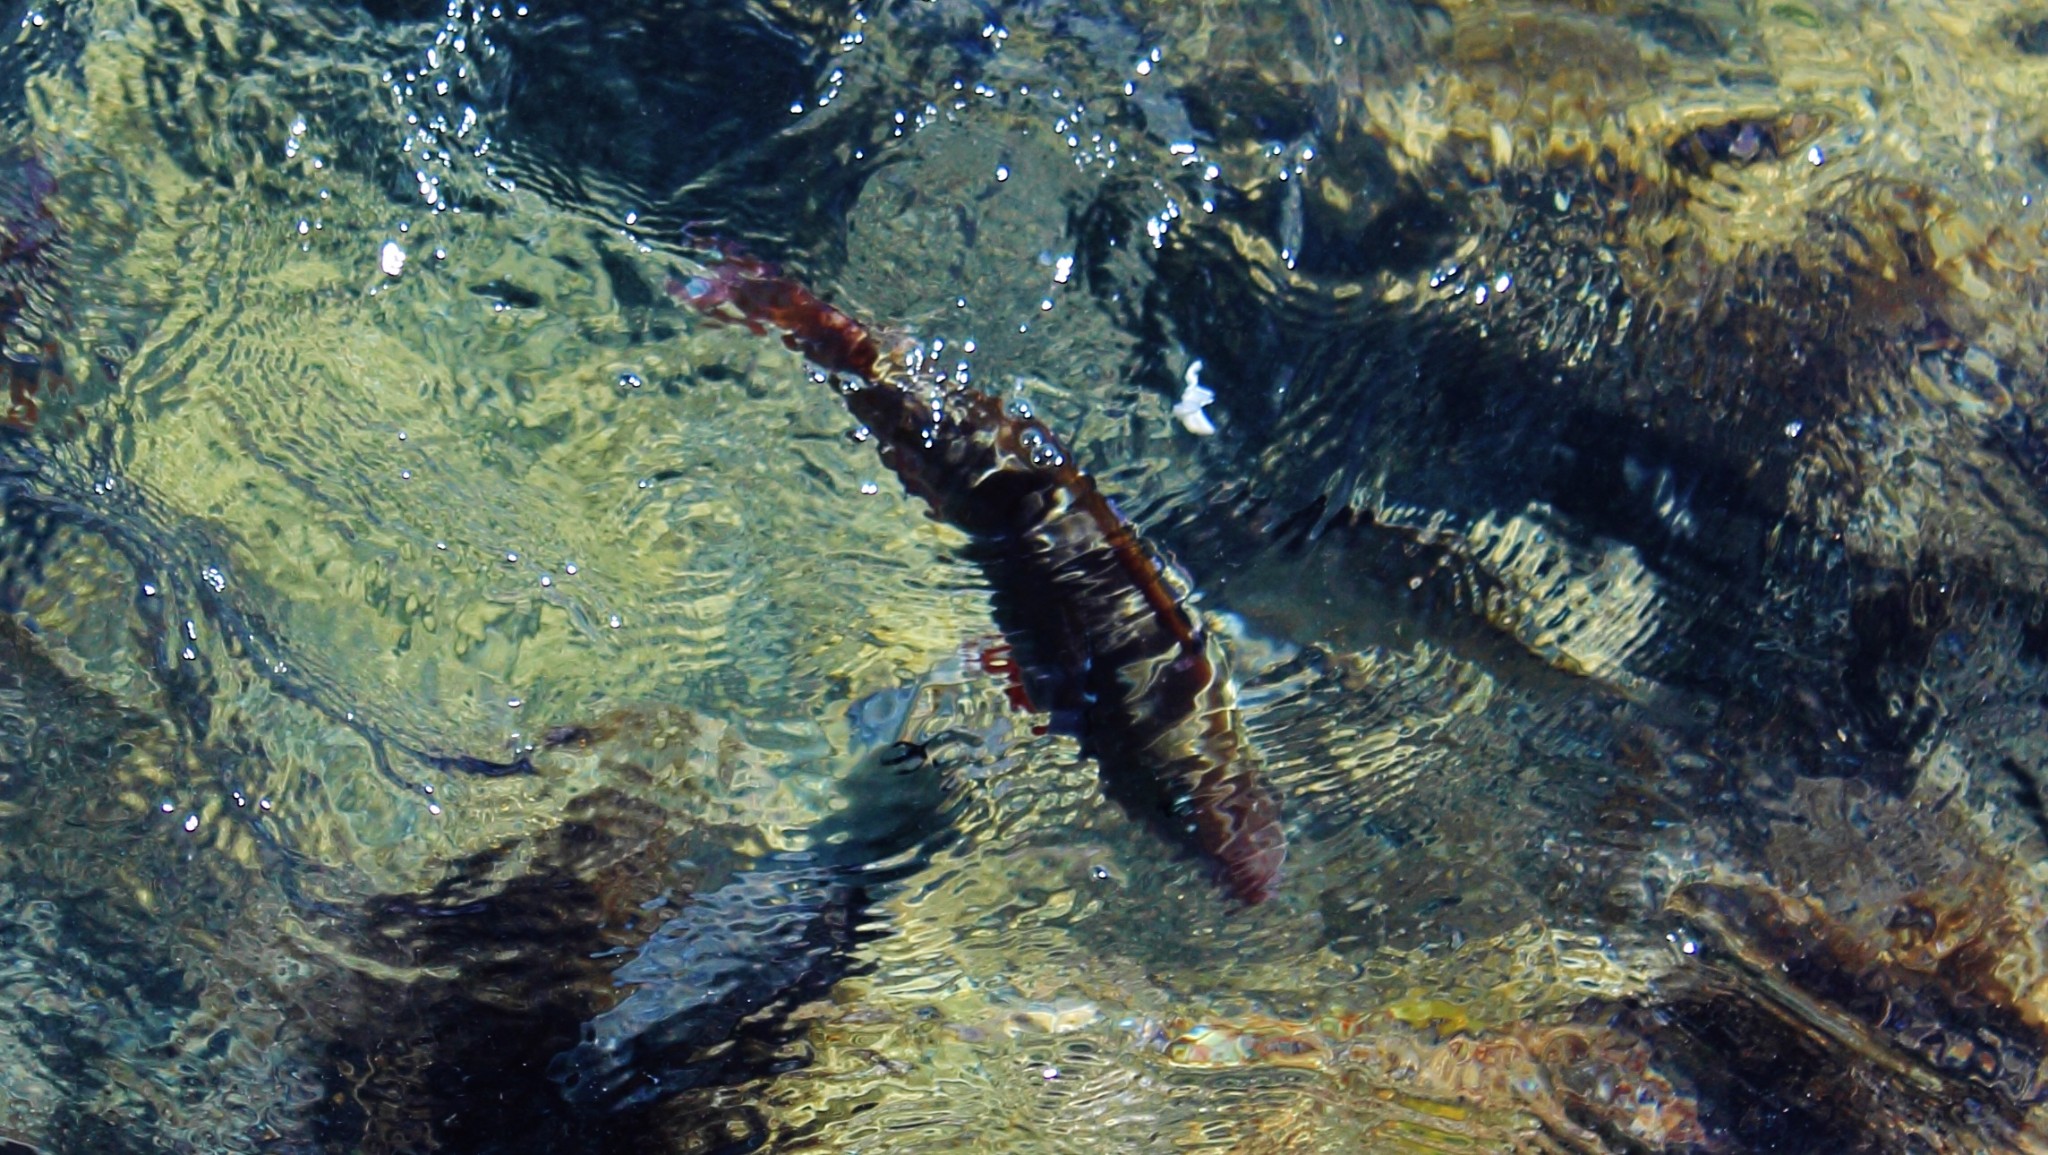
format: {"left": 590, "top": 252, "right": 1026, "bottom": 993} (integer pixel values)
{"left": 1, "top": 0, "right": 2047, "bottom": 1151}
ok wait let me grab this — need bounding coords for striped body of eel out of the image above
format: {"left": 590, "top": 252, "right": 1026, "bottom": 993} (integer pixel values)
{"left": 671, "top": 246, "right": 1285, "bottom": 904}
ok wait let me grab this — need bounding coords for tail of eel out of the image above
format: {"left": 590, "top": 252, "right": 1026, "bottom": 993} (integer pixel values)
{"left": 672, "top": 247, "right": 1284, "bottom": 904}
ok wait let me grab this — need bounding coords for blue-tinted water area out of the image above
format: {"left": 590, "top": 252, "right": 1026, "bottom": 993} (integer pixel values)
{"left": 2, "top": 0, "right": 2048, "bottom": 1151}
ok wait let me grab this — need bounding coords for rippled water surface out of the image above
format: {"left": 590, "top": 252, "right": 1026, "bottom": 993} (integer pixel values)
{"left": 4, "top": 0, "right": 2048, "bottom": 1151}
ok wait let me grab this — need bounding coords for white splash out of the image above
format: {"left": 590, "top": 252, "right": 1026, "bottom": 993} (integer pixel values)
{"left": 1173, "top": 359, "right": 1216, "bottom": 435}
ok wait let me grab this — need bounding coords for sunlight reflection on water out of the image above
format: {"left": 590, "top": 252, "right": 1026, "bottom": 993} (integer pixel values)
{"left": 0, "top": 0, "right": 2046, "bottom": 1151}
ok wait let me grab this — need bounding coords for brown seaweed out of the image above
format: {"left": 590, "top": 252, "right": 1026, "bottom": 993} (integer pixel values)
{"left": 1671, "top": 879, "right": 2048, "bottom": 1112}
{"left": 0, "top": 154, "right": 63, "bottom": 431}
{"left": 670, "top": 245, "right": 1286, "bottom": 904}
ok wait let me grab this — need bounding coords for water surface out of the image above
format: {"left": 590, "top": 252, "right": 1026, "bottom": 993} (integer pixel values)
{"left": 2, "top": 0, "right": 2047, "bottom": 1151}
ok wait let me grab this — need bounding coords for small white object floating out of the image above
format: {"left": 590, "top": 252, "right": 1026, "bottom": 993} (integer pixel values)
{"left": 379, "top": 240, "right": 407, "bottom": 277}
{"left": 1173, "top": 359, "right": 1216, "bottom": 436}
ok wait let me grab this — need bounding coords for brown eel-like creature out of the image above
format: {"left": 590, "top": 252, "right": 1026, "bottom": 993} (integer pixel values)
{"left": 671, "top": 245, "right": 1286, "bottom": 904}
